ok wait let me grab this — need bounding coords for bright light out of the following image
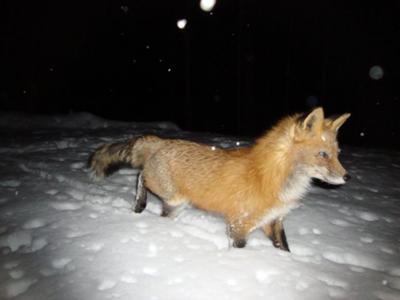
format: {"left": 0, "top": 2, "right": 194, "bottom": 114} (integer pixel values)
{"left": 200, "top": 0, "right": 216, "bottom": 12}
{"left": 369, "top": 65, "right": 384, "bottom": 80}
{"left": 177, "top": 19, "right": 187, "bottom": 30}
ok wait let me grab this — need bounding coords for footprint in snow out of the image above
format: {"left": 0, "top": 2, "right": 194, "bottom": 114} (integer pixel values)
{"left": 66, "top": 231, "right": 87, "bottom": 238}
{"left": 30, "top": 237, "right": 48, "bottom": 252}
{"left": 354, "top": 195, "right": 364, "bottom": 201}
{"left": 298, "top": 227, "right": 309, "bottom": 235}
{"left": 50, "top": 202, "right": 82, "bottom": 211}
{"left": 112, "top": 198, "right": 130, "bottom": 208}
{"left": 388, "top": 267, "right": 400, "bottom": 277}
{"left": 52, "top": 257, "right": 72, "bottom": 269}
{"left": 174, "top": 256, "right": 185, "bottom": 263}
{"left": 255, "top": 269, "right": 280, "bottom": 284}
{"left": 330, "top": 219, "right": 351, "bottom": 227}
{"left": 167, "top": 277, "right": 184, "bottom": 285}
{"left": 328, "top": 287, "right": 347, "bottom": 299}
{"left": 0, "top": 225, "right": 7, "bottom": 234}
{"left": 147, "top": 243, "right": 159, "bottom": 257}
{"left": 9, "top": 269, "right": 25, "bottom": 279}
{"left": 169, "top": 230, "right": 184, "bottom": 238}
{"left": 0, "top": 180, "right": 21, "bottom": 188}
{"left": 322, "top": 251, "right": 382, "bottom": 271}
{"left": 295, "top": 280, "right": 309, "bottom": 291}
{"left": 135, "top": 221, "right": 148, "bottom": 229}
{"left": 318, "top": 273, "right": 349, "bottom": 289}
{"left": 4, "top": 278, "right": 37, "bottom": 298}
{"left": 22, "top": 218, "right": 47, "bottom": 230}
{"left": 4, "top": 261, "right": 20, "bottom": 270}
{"left": 349, "top": 266, "right": 365, "bottom": 273}
{"left": 70, "top": 162, "right": 85, "bottom": 169}
{"left": 45, "top": 189, "right": 59, "bottom": 195}
{"left": 366, "top": 187, "right": 379, "bottom": 193}
{"left": 0, "top": 231, "right": 32, "bottom": 252}
{"left": 355, "top": 211, "right": 379, "bottom": 222}
{"left": 380, "top": 246, "right": 395, "bottom": 255}
{"left": 98, "top": 279, "right": 117, "bottom": 291}
{"left": 385, "top": 277, "right": 400, "bottom": 291}
{"left": 120, "top": 274, "right": 137, "bottom": 284}
{"left": 290, "top": 244, "right": 315, "bottom": 256}
{"left": 85, "top": 242, "right": 104, "bottom": 252}
{"left": 338, "top": 208, "right": 353, "bottom": 216}
{"left": 39, "top": 268, "right": 57, "bottom": 277}
{"left": 360, "top": 236, "right": 374, "bottom": 243}
{"left": 225, "top": 278, "right": 238, "bottom": 287}
{"left": 0, "top": 198, "right": 9, "bottom": 205}
{"left": 312, "top": 228, "right": 322, "bottom": 235}
{"left": 142, "top": 267, "right": 159, "bottom": 276}
{"left": 66, "top": 189, "right": 85, "bottom": 201}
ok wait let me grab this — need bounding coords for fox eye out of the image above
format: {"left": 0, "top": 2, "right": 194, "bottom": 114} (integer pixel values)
{"left": 318, "top": 151, "right": 329, "bottom": 159}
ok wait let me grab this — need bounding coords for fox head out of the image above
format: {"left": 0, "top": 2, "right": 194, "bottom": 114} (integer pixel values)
{"left": 290, "top": 107, "right": 351, "bottom": 185}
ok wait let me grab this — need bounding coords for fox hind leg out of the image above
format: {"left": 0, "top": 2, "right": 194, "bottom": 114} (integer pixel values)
{"left": 263, "top": 218, "right": 290, "bottom": 252}
{"left": 161, "top": 202, "right": 174, "bottom": 217}
{"left": 161, "top": 197, "right": 188, "bottom": 219}
{"left": 133, "top": 172, "right": 147, "bottom": 213}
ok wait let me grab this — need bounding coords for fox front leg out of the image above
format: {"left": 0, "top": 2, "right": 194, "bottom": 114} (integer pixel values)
{"left": 263, "top": 218, "right": 290, "bottom": 252}
{"left": 227, "top": 223, "right": 250, "bottom": 248}
{"left": 133, "top": 171, "right": 147, "bottom": 213}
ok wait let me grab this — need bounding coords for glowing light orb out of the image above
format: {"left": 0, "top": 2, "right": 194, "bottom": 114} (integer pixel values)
{"left": 200, "top": 0, "right": 216, "bottom": 12}
{"left": 369, "top": 65, "right": 384, "bottom": 80}
{"left": 177, "top": 19, "right": 187, "bottom": 29}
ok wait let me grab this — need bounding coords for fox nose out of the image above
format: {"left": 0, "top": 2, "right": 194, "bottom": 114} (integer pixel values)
{"left": 343, "top": 174, "right": 351, "bottom": 182}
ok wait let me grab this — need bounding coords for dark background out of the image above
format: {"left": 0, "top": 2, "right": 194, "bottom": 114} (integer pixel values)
{"left": 1, "top": 0, "right": 399, "bottom": 148}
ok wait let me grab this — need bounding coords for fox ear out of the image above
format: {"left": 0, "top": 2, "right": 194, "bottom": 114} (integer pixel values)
{"left": 329, "top": 113, "right": 351, "bottom": 132}
{"left": 301, "top": 107, "right": 324, "bottom": 133}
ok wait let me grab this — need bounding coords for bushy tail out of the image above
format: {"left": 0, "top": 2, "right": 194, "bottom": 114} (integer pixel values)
{"left": 88, "top": 135, "right": 163, "bottom": 180}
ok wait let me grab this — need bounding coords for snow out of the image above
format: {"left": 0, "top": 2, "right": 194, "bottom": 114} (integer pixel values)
{"left": 1, "top": 112, "right": 400, "bottom": 300}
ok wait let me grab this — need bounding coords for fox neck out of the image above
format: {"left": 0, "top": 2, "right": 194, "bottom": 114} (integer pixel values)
{"left": 249, "top": 121, "right": 312, "bottom": 204}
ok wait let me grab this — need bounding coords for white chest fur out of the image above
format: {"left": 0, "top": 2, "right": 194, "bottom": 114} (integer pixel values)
{"left": 253, "top": 169, "right": 311, "bottom": 231}
{"left": 279, "top": 169, "right": 311, "bottom": 203}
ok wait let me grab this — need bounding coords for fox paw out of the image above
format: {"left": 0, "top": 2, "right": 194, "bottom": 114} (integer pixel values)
{"left": 233, "top": 239, "right": 247, "bottom": 248}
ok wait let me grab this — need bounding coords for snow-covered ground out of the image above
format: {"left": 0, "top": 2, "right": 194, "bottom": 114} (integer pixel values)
{"left": 0, "top": 112, "right": 399, "bottom": 300}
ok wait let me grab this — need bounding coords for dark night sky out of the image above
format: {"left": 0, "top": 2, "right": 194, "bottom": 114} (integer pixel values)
{"left": 1, "top": 1, "right": 400, "bottom": 148}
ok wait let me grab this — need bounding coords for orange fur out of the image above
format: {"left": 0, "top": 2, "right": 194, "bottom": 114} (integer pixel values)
{"left": 89, "top": 107, "right": 350, "bottom": 249}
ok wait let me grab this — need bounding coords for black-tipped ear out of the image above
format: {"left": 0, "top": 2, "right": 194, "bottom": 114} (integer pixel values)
{"left": 329, "top": 113, "right": 351, "bottom": 132}
{"left": 301, "top": 107, "right": 324, "bottom": 133}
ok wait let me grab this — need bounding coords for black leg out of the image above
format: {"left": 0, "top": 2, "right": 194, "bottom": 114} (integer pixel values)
{"left": 271, "top": 218, "right": 290, "bottom": 252}
{"left": 133, "top": 172, "right": 147, "bottom": 213}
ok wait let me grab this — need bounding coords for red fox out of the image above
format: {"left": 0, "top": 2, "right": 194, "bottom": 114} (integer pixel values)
{"left": 89, "top": 107, "right": 350, "bottom": 251}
